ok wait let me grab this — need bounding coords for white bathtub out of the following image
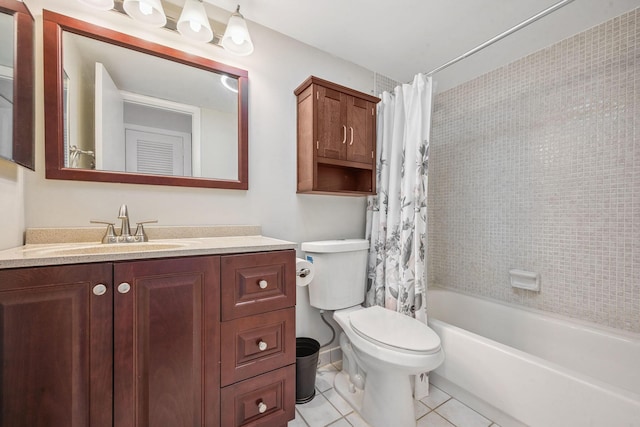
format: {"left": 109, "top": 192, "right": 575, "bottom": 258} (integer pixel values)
{"left": 427, "top": 287, "right": 640, "bottom": 427}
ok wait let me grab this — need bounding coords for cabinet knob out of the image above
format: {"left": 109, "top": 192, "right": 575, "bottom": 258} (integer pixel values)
{"left": 258, "top": 340, "right": 268, "bottom": 351}
{"left": 257, "top": 401, "right": 267, "bottom": 414}
{"left": 258, "top": 279, "right": 268, "bottom": 289}
{"left": 93, "top": 284, "right": 107, "bottom": 296}
{"left": 118, "top": 282, "right": 131, "bottom": 294}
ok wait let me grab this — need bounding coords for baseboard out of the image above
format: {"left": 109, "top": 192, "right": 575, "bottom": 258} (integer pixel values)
{"left": 318, "top": 346, "right": 342, "bottom": 367}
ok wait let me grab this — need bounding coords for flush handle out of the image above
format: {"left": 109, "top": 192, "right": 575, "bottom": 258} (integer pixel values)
{"left": 258, "top": 279, "right": 268, "bottom": 289}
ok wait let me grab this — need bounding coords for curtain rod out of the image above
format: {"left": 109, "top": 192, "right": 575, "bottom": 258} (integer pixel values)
{"left": 426, "top": 0, "right": 576, "bottom": 76}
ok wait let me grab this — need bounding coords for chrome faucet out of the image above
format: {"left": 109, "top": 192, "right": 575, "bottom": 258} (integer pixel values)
{"left": 118, "top": 204, "right": 132, "bottom": 242}
{"left": 91, "top": 204, "right": 157, "bottom": 244}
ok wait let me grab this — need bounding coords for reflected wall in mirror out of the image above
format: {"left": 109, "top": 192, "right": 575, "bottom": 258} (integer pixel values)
{"left": 44, "top": 10, "right": 248, "bottom": 189}
{"left": 0, "top": 0, "right": 34, "bottom": 170}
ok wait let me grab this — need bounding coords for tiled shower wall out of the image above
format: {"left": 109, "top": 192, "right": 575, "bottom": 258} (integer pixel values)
{"left": 374, "top": 72, "right": 401, "bottom": 96}
{"left": 428, "top": 8, "right": 639, "bottom": 333}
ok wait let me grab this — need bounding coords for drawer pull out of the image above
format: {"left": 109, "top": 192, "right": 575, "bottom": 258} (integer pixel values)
{"left": 258, "top": 340, "right": 268, "bottom": 351}
{"left": 258, "top": 279, "right": 268, "bottom": 289}
{"left": 118, "top": 282, "right": 131, "bottom": 294}
{"left": 257, "top": 401, "right": 267, "bottom": 414}
{"left": 93, "top": 284, "right": 107, "bottom": 296}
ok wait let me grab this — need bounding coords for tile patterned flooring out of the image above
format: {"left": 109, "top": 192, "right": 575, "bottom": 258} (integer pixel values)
{"left": 290, "top": 363, "right": 500, "bottom": 427}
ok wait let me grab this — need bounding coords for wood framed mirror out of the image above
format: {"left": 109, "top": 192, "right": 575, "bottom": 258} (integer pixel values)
{"left": 0, "top": 0, "right": 34, "bottom": 170}
{"left": 43, "top": 10, "right": 248, "bottom": 189}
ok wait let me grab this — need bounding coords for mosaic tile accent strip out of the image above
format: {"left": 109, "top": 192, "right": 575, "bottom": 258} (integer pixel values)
{"left": 428, "top": 8, "right": 640, "bottom": 333}
{"left": 374, "top": 72, "right": 402, "bottom": 95}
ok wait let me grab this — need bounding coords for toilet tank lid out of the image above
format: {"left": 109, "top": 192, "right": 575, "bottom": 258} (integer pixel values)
{"left": 301, "top": 239, "right": 369, "bottom": 253}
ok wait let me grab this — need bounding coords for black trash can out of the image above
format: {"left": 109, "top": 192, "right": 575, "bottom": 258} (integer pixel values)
{"left": 295, "top": 337, "right": 320, "bottom": 404}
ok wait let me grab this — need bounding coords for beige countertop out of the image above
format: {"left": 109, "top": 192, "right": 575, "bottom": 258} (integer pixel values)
{"left": 0, "top": 226, "right": 297, "bottom": 269}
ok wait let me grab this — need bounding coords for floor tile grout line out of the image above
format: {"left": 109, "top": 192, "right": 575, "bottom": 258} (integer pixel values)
{"left": 424, "top": 395, "right": 453, "bottom": 412}
{"left": 431, "top": 396, "right": 493, "bottom": 427}
{"left": 319, "top": 385, "right": 355, "bottom": 418}
{"left": 294, "top": 405, "right": 312, "bottom": 427}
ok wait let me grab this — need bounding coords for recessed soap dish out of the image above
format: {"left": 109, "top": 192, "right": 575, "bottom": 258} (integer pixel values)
{"left": 509, "top": 269, "right": 540, "bottom": 292}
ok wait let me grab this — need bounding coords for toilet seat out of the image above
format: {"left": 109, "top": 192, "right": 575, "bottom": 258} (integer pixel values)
{"left": 349, "top": 306, "right": 441, "bottom": 354}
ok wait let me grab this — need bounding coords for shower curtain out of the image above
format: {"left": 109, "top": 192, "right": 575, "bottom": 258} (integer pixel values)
{"left": 365, "top": 73, "right": 432, "bottom": 398}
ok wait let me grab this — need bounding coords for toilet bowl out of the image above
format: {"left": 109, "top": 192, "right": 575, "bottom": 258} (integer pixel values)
{"left": 333, "top": 305, "right": 444, "bottom": 427}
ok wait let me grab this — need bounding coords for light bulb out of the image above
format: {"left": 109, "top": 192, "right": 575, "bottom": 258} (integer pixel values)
{"left": 139, "top": 1, "right": 153, "bottom": 15}
{"left": 231, "top": 32, "right": 244, "bottom": 45}
{"left": 189, "top": 20, "right": 202, "bottom": 33}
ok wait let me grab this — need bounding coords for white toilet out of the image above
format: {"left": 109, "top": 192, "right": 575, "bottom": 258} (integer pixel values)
{"left": 301, "top": 239, "right": 444, "bottom": 427}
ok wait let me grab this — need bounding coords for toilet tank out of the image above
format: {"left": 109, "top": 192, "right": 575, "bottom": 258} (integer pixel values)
{"left": 301, "top": 239, "right": 369, "bottom": 310}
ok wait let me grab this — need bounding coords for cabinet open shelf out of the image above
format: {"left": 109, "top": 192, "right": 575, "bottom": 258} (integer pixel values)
{"left": 313, "top": 163, "right": 375, "bottom": 195}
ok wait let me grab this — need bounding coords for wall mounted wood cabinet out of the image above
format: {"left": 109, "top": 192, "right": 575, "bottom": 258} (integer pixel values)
{"left": 295, "top": 76, "right": 380, "bottom": 196}
{"left": 0, "top": 249, "right": 295, "bottom": 427}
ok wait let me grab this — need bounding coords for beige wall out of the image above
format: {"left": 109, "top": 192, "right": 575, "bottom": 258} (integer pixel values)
{"left": 17, "top": 0, "right": 375, "bottom": 345}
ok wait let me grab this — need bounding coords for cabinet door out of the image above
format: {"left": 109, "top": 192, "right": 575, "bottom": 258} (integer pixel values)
{"left": 113, "top": 256, "right": 220, "bottom": 427}
{"left": 316, "top": 85, "right": 347, "bottom": 160}
{"left": 0, "top": 263, "right": 113, "bottom": 427}
{"left": 346, "top": 96, "right": 375, "bottom": 164}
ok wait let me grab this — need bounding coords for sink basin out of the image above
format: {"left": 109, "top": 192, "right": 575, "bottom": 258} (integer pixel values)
{"left": 24, "top": 241, "right": 193, "bottom": 257}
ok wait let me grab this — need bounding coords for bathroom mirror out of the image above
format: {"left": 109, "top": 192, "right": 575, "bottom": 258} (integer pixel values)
{"left": 43, "top": 10, "right": 248, "bottom": 189}
{"left": 0, "top": 0, "right": 34, "bottom": 170}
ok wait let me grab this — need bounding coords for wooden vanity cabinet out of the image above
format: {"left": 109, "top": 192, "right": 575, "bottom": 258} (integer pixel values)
{"left": 295, "top": 76, "right": 380, "bottom": 195}
{"left": 0, "top": 249, "right": 296, "bottom": 427}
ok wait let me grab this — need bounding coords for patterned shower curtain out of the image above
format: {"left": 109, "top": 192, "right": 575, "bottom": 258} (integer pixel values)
{"left": 365, "top": 73, "right": 432, "bottom": 397}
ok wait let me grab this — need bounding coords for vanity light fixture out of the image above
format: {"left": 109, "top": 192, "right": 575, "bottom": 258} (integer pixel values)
{"left": 122, "top": 0, "right": 167, "bottom": 27}
{"left": 76, "top": 0, "right": 255, "bottom": 56}
{"left": 77, "top": 0, "right": 115, "bottom": 10}
{"left": 221, "top": 5, "right": 254, "bottom": 56}
{"left": 177, "top": 0, "right": 213, "bottom": 43}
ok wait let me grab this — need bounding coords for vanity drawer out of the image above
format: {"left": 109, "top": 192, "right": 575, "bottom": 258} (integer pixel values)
{"left": 221, "top": 307, "right": 295, "bottom": 386}
{"left": 220, "top": 364, "right": 295, "bottom": 427}
{"left": 221, "top": 250, "right": 295, "bottom": 320}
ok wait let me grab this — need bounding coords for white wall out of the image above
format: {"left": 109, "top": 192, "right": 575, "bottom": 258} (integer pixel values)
{"left": 0, "top": 161, "right": 24, "bottom": 249}
{"left": 21, "top": 0, "right": 374, "bottom": 345}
